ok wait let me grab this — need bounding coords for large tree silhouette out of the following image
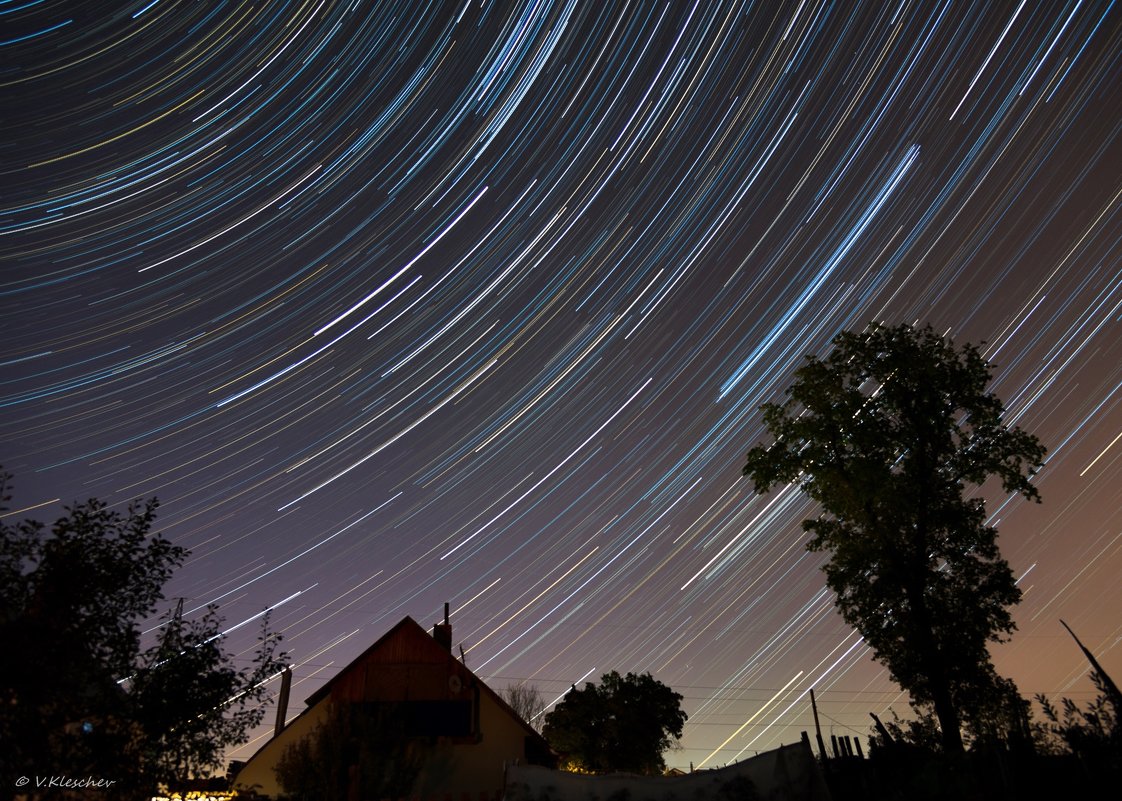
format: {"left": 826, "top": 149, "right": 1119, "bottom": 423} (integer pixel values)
{"left": 542, "top": 671, "right": 686, "bottom": 774}
{"left": 0, "top": 471, "right": 285, "bottom": 797}
{"left": 743, "top": 323, "right": 1044, "bottom": 753}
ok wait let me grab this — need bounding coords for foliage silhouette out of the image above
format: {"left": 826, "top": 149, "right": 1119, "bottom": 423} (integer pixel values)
{"left": 743, "top": 323, "right": 1045, "bottom": 753}
{"left": 1035, "top": 644, "right": 1122, "bottom": 777}
{"left": 274, "top": 702, "right": 431, "bottom": 801}
{"left": 0, "top": 470, "right": 285, "bottom": 798}
{"left": 542, "top": 670, "right": 686, "bottom": 775}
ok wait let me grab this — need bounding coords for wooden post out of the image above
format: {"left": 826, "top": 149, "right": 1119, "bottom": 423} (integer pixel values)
{"left": 870, "top": 712, "right": 894, "bottom": 747}
{"left": 274, "top": 666, "right": 292, "bottom": 738}
{"left": 810, "top": 688, "right": 829, "bottom": 761}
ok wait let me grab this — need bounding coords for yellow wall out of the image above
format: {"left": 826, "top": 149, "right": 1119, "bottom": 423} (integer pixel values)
{"left": 411, "top": 689, "right": 531, "bottom": 796}
{"left": 234, "top": 688, "right": 532, "bottom": 799}
{"left": 232, "top": 702, "right": 328, "bottom": 798}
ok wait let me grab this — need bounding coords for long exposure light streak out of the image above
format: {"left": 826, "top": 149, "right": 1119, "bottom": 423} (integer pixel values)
{"left": 3, "top": 1, "right": 1119, "bottom": 767}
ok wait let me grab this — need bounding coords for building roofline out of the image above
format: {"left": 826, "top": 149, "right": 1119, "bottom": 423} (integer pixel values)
{"left": 249, "top": 615, "right": 549, "bottom": 759}
{"left": 303, "top": 615, "right": 422, "bottom": 706}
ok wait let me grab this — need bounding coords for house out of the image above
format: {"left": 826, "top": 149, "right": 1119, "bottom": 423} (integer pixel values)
{"left": 233, "top": 607, "right": 553, "bottom": 799}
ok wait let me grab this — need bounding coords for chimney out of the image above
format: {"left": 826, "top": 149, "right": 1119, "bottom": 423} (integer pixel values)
{"left": 275, "top": 666, "right": 292, "bottom": 738}
{"left": 433, "top": 602, "right": 452, "bottom": 652}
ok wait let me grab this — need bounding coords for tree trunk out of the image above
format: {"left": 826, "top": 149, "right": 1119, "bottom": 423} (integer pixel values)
{"left": 909, "top": 587, "right": 964, "bottom": 754}
{"left": 930, "top": 675, "right": 965, "bottom": 754}
{"left": 911, "top": 442, "right": 964, "bottom": 755}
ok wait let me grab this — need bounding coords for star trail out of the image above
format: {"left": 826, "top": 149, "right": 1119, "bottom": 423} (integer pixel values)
{"left": 3, "top": 1, "right": 1120, "bottom": 767}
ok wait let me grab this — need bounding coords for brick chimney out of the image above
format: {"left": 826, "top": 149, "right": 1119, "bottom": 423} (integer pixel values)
{"left": 433, "top": 602, "right": 452, "bottom": 652}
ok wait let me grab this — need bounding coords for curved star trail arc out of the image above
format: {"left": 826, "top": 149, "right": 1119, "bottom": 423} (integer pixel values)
{"left": 3, "top": 1, "right": 1120, "bottom": 765}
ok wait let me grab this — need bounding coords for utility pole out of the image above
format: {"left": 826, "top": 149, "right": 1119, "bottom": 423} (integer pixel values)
{"left": 810, "top": 688, "right": 829, "bottom": 762}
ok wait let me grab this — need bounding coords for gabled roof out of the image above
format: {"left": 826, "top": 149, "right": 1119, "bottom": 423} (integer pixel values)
{"left": 298, "top": 615, "right": 546, "bottom": 745}
{"left": 236, "top": 615, "right": 556, "bottom": 795}
{"left": 304, "top": 615, "right": 430, "bottom": 706}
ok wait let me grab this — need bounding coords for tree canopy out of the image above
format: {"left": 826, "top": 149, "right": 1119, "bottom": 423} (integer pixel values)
{"left": 0, "top": 471, "right": 286, "bottom": 797}
{"left": 542, "top": 670, "right": 686, "bottom": 774}
{"left": 742, "top": 323, "right": 1045, "bottom": 753}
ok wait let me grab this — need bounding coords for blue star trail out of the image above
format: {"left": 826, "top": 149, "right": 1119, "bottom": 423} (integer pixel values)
{"left": 2, "top": 1, "right": 1120, "bottom": 766}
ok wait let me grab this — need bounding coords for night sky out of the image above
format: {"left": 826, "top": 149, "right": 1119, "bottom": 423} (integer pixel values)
{"left": 3, "top": 1, "right": 1120, "bottom": 769}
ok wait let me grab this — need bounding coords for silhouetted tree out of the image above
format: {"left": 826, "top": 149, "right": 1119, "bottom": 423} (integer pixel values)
{"left": 542, "top": 671, "right": 686, "bottom": 774}
{"left": 743, "top": 324, "right": 1045, "bottom": 754}
{"left": 501, "top": 682, "right": 547, "bottom": 733}
{"left": 1035, "top": 623, "right": 1122, "bottom": 773}
{"left": 872, "top": 673, "right": 1031, "bottom": 754}
{"left": 128, "top": 601, "right": 285, "bottom": 789}
{"left": 0, "top": 470, "right": 285, "bottom": 798}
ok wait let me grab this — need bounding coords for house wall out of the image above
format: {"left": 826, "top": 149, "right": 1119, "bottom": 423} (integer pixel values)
{"left": 233, "top": 700, "right": 329, "bottom": 798}
{"left": 235, "top": 691, "right": 529, "bottom": 799}
{"left": 411, "top": 688, "right": 533, "bottom": 796}
{"left": 233, "top": 619, "right": 543, "bottom": 799}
